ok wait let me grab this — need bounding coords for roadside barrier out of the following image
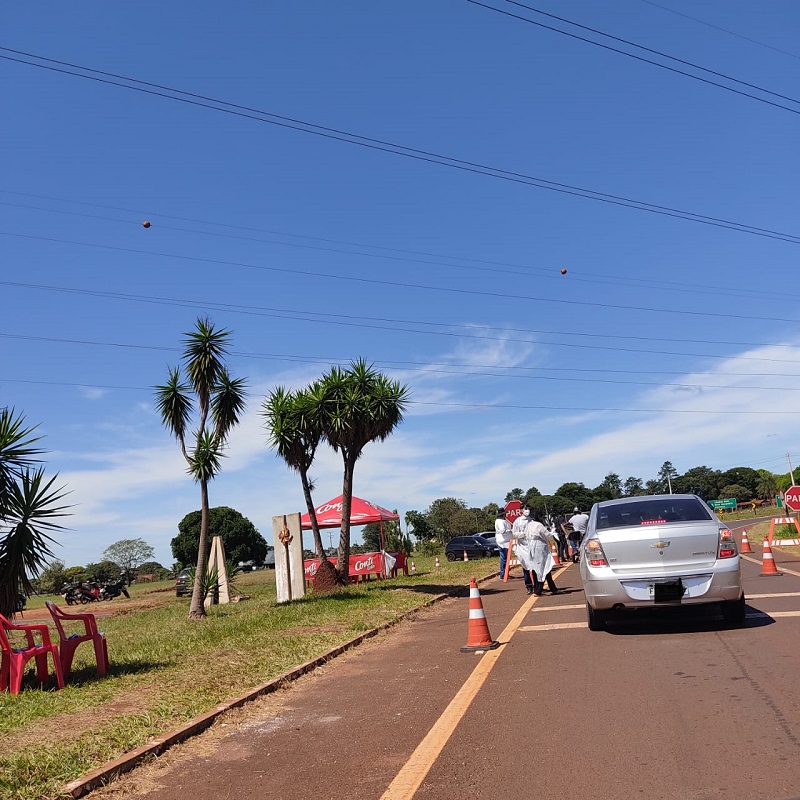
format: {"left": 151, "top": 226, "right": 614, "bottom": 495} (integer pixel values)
{"left": 550, "top": 540, "right": 561, "bottom": 566}
{"left": 503, "top": 540, "right": 517, "bottom": 582}
{"left": 767, "top": 516, "right": 800, "bottom": 547}
{"left": 760, "top": 536, "right": 781, "bottom": 577}
{"left": 460, "top": 577, "right": 500, "bottom": 652}
{"left": 740, "top": 529, "right": 752, "bottom": 553}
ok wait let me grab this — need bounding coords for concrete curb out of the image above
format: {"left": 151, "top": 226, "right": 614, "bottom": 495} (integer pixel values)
{"left": 62, "top": 570, "right": 498, "bottom": 798}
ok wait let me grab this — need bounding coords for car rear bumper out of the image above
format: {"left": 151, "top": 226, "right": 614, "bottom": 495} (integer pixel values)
{"left": 583, "top": 559, "right": 742, "bottom": 611}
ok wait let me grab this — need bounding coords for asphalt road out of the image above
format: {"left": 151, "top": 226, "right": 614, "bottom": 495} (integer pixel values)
{"left": 94, "top": 529, "right": 800, "bottom": 800}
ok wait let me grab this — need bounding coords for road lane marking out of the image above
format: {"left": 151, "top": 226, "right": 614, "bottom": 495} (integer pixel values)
{"left": 748, "top": 592, "right": 800, "bottom": 599}
{"left": 741, "top": 553, "right": 800, "bottom": 578}
{"left": 379, "top": 565, "right": 569, "bottom": 800}
{"left": 748, "top": 610, "right": 800, "bottom": 618}
{"left": 519, "top": 622, "right": 586, "bottom": 631}
{"left": 532, "top": 603, "right": 584, "bottom": 611}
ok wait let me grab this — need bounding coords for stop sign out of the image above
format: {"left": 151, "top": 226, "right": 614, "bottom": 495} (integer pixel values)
{"left": 785, "top": 486, "right": 800, "bottom": 512}
{"left": 504, "top": 500, "right": 522, "bottom": 526}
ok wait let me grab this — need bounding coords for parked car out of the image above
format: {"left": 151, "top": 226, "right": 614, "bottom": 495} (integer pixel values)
{"left": 444, "top": 534, "right": 500, "bottom": 561}
{"left": 175, "top": 568, "right": 191, "bottom": 597}
{"left": 580, "top": 494, "right": 745, "bottom": 631}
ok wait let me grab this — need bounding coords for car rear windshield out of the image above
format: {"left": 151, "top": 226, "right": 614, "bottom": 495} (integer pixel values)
{"left": 596, "top": 498, "right": 713, "bottom": 529}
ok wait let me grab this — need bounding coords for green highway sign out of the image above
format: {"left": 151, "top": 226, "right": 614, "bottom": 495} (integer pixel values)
{"left": 709, "top": 498, "right": 737, "bottom": 510}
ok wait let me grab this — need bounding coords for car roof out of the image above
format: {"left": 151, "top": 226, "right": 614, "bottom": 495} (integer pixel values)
{"left": 596, "top": 493, "right": 700, "bottom": 508}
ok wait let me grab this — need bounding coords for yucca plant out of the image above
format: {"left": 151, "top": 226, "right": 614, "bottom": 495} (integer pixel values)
{"left": 0, "top": 408, "right": 70, "bottom": 618}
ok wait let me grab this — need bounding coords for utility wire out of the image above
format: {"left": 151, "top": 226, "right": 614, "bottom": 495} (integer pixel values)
{"left": 4, "top": 233, "right": 800, "bottom": 328}
{"left": 2, "top": 374, "right": 798, "bottom": 413}
{"left": 2, "top": 47, "right": 800, "bottom": 244}
{"left": 3, "top": 193, "right": 796, "bottom": 304}
{"left": 468, "top": 0, "right": 800, "bottom": 112}
{"left": 637, "top": 0, "right": 800, "bottom": 62}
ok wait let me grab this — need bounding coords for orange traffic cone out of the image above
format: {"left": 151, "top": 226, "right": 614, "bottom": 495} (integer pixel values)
{"left": 463, "top": 549, "right": 469, "bottom": 562}
{"left": 761, "top": 536, "right": 781, "bottom": 576}
{"left": 411, "top": 560, "right": 416, "bottom": 573}
{"left": 740, "top": 529, "right": 752, "bottom": 554}
{"left": 435, "top": 556, "right": 441, "bottom": 569}
{"left": 550, "top": 540, "right": 561, "bottom": 566}
{"left": 460, "top": 577, "right": 500, "bottom": 652}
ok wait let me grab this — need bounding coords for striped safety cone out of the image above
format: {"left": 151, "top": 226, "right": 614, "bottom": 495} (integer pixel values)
{"left": 740, "top": 529, "right": 753, "bottom": 554}
{"left": 760, "top": 536, "right": 781, "bottom": 577}
{"left": 550, "top": 540, "right": 562, "bottom": 566}
{"left": 435, "top": 556, "right": 441, "bottom": 569}
{"left": 460, "top": 577, "right": 500, "bottom": 652}
{"left": 463, "top": 549, "right": 469, "bottom": 562}
{"left": 410, "top": 560, "right": 416, "bottom": 573}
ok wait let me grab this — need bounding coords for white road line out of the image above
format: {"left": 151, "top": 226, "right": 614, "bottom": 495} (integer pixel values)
{"left": 519, "top": 622, "right": 587, "bottom": 631}
{"left": 747, "top": 592, "right": 800, "bottom": 599}
{"left": 532, "top": 604, "right": 585, "bottom": 611}
{"left": 748, "top": 610, "right": 800, "bottom": 618}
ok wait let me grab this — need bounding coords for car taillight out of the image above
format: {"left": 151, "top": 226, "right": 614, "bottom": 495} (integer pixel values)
{"left": 585, "top": 538, "right": 607, "bottom": 567}
{"left": 718, "top": 528, "right": 737, "bottom": 559}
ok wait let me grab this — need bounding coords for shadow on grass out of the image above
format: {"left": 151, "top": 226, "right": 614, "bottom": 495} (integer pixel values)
{"left": 60, "top": 657, "right": 170, "bottom": 686}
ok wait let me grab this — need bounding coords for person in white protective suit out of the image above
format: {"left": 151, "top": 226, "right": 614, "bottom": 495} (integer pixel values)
{"left": 515, "top": 507, "right": 561, "bottom": 596}
{"left": 511, "top": 505, "right": 531, "bottom": 587}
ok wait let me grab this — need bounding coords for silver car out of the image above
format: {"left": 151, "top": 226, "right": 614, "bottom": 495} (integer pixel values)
{"left": 580, "top": 494, "right": 744, "bottom": 631}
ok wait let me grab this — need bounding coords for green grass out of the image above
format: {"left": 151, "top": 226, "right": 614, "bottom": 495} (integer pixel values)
{"left": 1, "top": 557, "right": 495, "bottom": 800}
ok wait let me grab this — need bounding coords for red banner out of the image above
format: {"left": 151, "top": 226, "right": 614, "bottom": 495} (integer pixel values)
{"left": 304, "top": 552, "right": 407, "bottom": 582}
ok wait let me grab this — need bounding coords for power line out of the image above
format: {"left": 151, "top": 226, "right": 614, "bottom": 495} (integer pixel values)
{"left": 468, "top": 0, "right": 800, "bottom": 112}
{"left": 637, "top": 0, "right": 800, "bottom": 62}
{"left": 2, "top": 47, "right": 800, "bottom": 245}
{"left": 4, "top": 232, "right": 800, "bottom": 329}
{"left": 3, "top": 331, "right": 799, "bottom": 389}
{"left": 2, "top": 193, "right": 797, "bottom": 305}
{"left": 1, "top": 375, "right": 797, "bottom": 414}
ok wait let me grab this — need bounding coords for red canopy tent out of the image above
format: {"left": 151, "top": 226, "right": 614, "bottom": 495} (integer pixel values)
{"left": 300, "top": 495, "right": 399, "bottom": 530}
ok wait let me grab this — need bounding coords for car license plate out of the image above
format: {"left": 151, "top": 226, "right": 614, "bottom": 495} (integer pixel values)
{"left": 650, "top": 579, "right": 684, "bottom": 603}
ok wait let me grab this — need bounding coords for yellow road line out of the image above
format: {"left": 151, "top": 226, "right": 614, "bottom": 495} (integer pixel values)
{"left": 748, "top": 592, "right": 800, "bottom": 599}
{"left": 379, "top": 566, "right": 568, "bottom": 800}
{"left": 532, "top": 603, "right": 585, "bottom": 611}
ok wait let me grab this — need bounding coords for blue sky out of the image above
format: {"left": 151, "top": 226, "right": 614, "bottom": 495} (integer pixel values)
{"left": 2, "top": 1, "right": 799, "bottom": 568}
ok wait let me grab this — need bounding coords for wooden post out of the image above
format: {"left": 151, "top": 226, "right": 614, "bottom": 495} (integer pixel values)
{"left": 204, "top": 535, "right": 231, "bottom": 609}
{"left": 273, "top": 513, "right": 305, "bottom": 603}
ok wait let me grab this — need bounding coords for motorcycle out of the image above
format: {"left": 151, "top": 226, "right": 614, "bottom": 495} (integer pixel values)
{"left": 62, "top": 582, "right": 101, "bottom": 605}
{"left": 99, "top": 580, "right": 130, "bottom": 600}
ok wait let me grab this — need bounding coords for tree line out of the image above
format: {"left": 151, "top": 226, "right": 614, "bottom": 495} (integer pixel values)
{"left": 404, "top": 461, "right": 793, "bottom": 544}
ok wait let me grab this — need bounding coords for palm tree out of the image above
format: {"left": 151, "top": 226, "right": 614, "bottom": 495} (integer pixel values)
{"left": 0, "top": 408, "right": 69, "bottom": 618}
{"left": 316, "top": 360, "right": 409, "bottom": 582}
{"left": 155, "top": 318, "right": 247, "bottom": 620}
{"left": 262, "top": 385, "right": 326, "bottom": 557}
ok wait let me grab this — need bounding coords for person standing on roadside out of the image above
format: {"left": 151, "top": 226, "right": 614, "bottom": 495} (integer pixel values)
{"left": 553, "top": 512, "right": 570, "bottom": 563}
{"left": 516, "top": 508, "right": 560, "bottom": 596}
{"left": 509, "top": 505, "right": 530, "bottom": 581}
{"left": 494, "top": 508, "right": 513, "bottom": 579}
{"left": 567, "top": 506, "right": 589, "bottom": 562}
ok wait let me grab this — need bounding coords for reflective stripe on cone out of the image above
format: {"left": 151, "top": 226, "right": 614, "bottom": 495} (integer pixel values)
{"left": 761, "top": 537, "right": 782, "bottom": 577}
{"left": 461, "top": 577, "right": 500, "bottom": 652}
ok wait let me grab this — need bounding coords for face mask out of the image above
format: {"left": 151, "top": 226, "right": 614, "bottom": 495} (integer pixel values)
{"left": 523, "top": 509, "right": 530, "bottom": 517}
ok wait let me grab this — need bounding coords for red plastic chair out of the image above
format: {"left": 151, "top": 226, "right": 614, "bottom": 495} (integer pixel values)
{"left": 0, "top": 613, "right": 65, "bottom": 695}
{"left": 45, "top": 601, "right": 109, "bottom": 678}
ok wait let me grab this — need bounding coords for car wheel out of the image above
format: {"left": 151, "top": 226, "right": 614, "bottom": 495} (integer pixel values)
{"left": 587, "top": 603, "right": 607, "bottom": 632}
{"left": 721, "top": 594, "right": 746, "bottom": 626}
{"left": 446, "top": 552, "right": 457, "bottom": 562}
